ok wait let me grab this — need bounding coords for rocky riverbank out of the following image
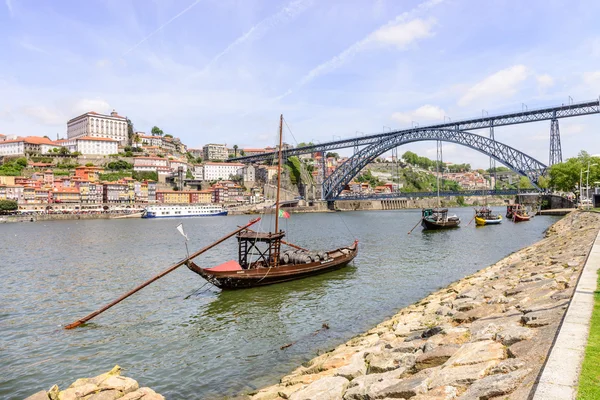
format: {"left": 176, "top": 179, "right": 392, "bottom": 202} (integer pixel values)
{"left": 246, "top": 211, "right": 599, "bottom": 400}
{"left": 24, "top": 366, "right": 164, "bottom": 400}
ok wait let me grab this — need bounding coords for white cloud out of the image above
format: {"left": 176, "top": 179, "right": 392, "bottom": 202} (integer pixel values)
{"left": 72, "top": 99, "right": 112, "bottom": 115}
{"left": 19, "top": 40, "right": 48, "bottom": 54}
{"left": 123, "top": 0, "right": 202, "bottom": 56}
{"left": 458, "top": 65, "right": 529, "bottom": 107}
{"left": 277, "top": 0, "right": 443, "bottom": 99}
{"left": 370, "top": 18, "right": 435, "bottom": 49}
{"left": 536, "top": 74, "right": 554, "bottom": 91}
{"left": 5, "top": 0, "right": 13, "bottom": 17}
{"left": 22, "top": 106, "right": 64, "bottom": 126}
{"left": 96, "top": 59, "right": 112, "bottom": 68}
{"left": 583, "top": 71, "right": 600, "bottom": 88}
{"left": 204, "top": 0, "right": 313, "bottom": 71}
{"left": 391, "top": 104, "right": 445, "bottom": 125}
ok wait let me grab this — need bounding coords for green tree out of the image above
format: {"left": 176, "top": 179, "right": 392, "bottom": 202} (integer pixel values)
{"left": 126, "top": 118, "right": 134, "bottom": 145}
{"left": 537, "top": 175, "right": 549, "bottom": 190}
{"left": 59, "top": 147, "right": 70, "bottom": 155}
{"left": 15, "top": 157, "right": 28, "bottom": 168}
{"left": 233, "top": 144, "right": 238, "bottom": 157}
{"left": 164, "top": 134, "right": 173, "bottom": 138}
{"left": 518, "top": 176, "right": 534, "bottom": 189}
{"left": 107, "top": 160, "right": 133, "bottom": 170}
{"left": 0, "top": 199, "right": 18, "bottom": 211}
{"left": 326, "top": 152, "right": 340, "bottom": 159}
{"left": 151, "top": 126, "right": 164, "bottom": 136}
{"left": 239, "top": 150, "right": 245, "bottom": 156}
{"left": 85, "top": 162, "right": 94, "bottom": 167}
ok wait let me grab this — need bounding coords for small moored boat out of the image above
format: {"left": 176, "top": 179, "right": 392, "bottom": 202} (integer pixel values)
{"left": 474, "top": 207, "right": 502, "bottom": 226}
{"left": 421, "top": 208, "right": 461, "bottom": 230}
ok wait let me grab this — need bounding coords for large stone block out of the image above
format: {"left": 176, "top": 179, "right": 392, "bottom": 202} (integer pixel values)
{"left": 428, "top": 361, "right": 498, "bottom": 388}
{"left": 444, "top": 340, "right": 506, "bottom": 367}
{"left": 289, "top": 376, "right": 349, "bottom": 400}
{"left": 459, "top": 368, "right": 531, "bottom": 399}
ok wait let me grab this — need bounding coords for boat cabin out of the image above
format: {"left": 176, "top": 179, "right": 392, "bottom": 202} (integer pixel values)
{"left": 237, "top": 231, "right": 284, "bottom": 269}
{"left": 422, "top": 208, "right": 448, "bottom": 219}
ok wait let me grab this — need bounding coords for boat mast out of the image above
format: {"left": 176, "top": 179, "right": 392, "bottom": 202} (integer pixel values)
{"left": 436, "top": 140, "right": 441, "bottom": 208}
{"left": 275, "top": 114, "right": 283, "bottom": 234}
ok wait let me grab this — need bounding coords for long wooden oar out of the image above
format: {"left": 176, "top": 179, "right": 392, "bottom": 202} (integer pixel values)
{"left": 407, "top": 217, "right": 423, "bottom": 235}
{"left": 64, "top": 217, "right": 261, "bottom": 329}
{"left": 467, "top": 208, "right": 478, "bottom": 226}
{"left": 241, "top": 227, "right": 309, "bottom": 251}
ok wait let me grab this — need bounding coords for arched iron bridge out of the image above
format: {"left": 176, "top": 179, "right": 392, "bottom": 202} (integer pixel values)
{"left": 322, "top": 128, "right": 547, "bottom": 200}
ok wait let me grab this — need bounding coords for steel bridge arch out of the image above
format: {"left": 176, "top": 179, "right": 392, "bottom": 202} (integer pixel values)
{"left": 322, "top": 128, "right": 547, "bottom": 200}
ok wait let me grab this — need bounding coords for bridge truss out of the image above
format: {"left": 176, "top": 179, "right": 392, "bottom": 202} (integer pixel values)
{"left": 231, "top": 100, "right": 599, "bottom": 164}
{"left": 322, "top": 129, "right": 547, "bottom": 200}
{"left": 338, "top": 188, "right": 539, "bottom": 201}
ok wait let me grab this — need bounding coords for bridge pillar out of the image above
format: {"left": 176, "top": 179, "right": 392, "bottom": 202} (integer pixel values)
{"left": 549, "top": 116, "right": 562, "bottom": 166}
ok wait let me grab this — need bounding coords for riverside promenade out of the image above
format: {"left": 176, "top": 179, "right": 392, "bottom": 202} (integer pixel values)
{"left": 247, "top": 211, "right": 600, "bottom": 400}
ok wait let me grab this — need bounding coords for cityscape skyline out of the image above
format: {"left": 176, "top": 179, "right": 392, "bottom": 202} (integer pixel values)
{"left": 1, "top": 0, "right": 599, "bottom": 168}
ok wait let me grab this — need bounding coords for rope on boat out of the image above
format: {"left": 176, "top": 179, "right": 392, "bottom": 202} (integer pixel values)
{"left": 184, "top": 282, "right": 211, "bottom": 299}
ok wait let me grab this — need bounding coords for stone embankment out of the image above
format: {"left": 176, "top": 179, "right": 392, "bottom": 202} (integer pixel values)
{"left": 248, "top": 211, "right": 599, "bottom": 400}
{"left": 25, "top": 366, "right": 164, "bottom": 400}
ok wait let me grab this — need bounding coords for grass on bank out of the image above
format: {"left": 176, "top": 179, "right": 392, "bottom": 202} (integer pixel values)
{"left": 577, "top": 270, "right": 600, "bottom": 399}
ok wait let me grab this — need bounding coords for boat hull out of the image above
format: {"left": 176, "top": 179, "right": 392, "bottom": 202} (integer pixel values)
{"left": 421, "top": 218, "right": 460, "bottom": 230}
{"left": 187, "top": 241, "right": 358, "bottom": 289}
{"left": 475, "top": 216, "right": 502, "bottom": 226}
{"left": 142, "top": 211, "right": 228, "bottom": 218}
{"left": 513, "top": 213, "right": 531, "bottom": 222}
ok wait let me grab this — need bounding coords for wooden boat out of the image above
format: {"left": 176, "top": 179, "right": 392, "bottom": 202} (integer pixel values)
{"left": 187, "top": 115, "right": 359, "bottom": 290}
{"left": 474, "top": 207, "right": 502, "bottom": 226}
{"left": 512, "top": 210, "right": 531, "bottom": 222}
{"left": 506, "top": 204, "right": 520, "bottom": 219}
{"left": 421, "top": 208, "right": 460, "bottom": 230}
{"left": 186, "top": 237, "right": 358, "bottom": 289}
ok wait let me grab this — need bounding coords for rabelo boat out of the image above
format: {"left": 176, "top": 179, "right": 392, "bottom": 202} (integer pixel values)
{"left": 421, "top": 208, "right": 461, "bottom": 230}
{"left": 474, "top": 206, "right": 502, "bottom": 226}
{"left": 185, "top": 115, "right": 359, "bottom": 289}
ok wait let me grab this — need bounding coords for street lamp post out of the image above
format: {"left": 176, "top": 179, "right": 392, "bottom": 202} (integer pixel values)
{"left": 586, "top": 161, "right": 597, "bottom": 209}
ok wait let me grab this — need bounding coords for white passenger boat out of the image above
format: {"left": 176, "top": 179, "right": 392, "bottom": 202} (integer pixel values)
{"left": 142, "top": 204, "right": 228, "bottom": 218}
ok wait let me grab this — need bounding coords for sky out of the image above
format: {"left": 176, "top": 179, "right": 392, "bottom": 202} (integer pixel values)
{"left": 1, "top": 0, "right": 599, "bottom": 168}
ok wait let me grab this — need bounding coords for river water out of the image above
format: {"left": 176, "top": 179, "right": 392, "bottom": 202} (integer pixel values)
{"left": 0, "top": 208, "right": 559, "bottom": 399}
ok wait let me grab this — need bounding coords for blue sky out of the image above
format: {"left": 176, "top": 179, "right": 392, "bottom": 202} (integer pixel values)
{"left": 1, "top": 0, "right": 599, "bottom": 167}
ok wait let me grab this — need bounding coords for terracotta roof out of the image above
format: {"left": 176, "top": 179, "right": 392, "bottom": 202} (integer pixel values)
{"left": 1, "top": 136, "right": 57, "bottom": 145}
{"left": 76, "top": 136, "right": 119, "bottom": 142}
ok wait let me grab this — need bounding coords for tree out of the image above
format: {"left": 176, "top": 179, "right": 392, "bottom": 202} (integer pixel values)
{"left": 0, "top": 199, "right": 18, "bottom": 212}
{"left": 233, "top": 144, "right": 238, "bottom": 157}
{"left": 85, "top": 162, "right": 94, "bottom": 167}
{"left": 548, "top": 153, "right": 600, "bottom": 192}
{"left": 239, "top": 150, "right": 245, "bottom": 156}
{"left": 164, "top": 134, "right": 173, "bottom": 138}
{"left": 126, "top": 118, "right": 134, "bottom": 146}
{"left": 15, "top": 157, "right": 28, "bottom": 168}
{"left": 537, "top": 175, "right": 549, "bottom": 190}
{"left": 59, "top": 147, "right": 70, "bottom": 155}
{"left": 518, "top": 176, "right": 534, "bottom": 189}
{"left": 151, "top": 126, "right": 164, "bottom": 136}
{"left": 326, "top": 152, "right": 340, "bottom": 159}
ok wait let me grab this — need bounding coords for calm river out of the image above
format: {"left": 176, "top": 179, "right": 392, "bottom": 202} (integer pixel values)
{"left": 0, "top": 209, "right": 559, "bottom": 399}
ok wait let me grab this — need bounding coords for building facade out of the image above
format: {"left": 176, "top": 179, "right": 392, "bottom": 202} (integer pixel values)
{"left": 67, "top": 110, "right": 128, "bottom": 145}
{"left": 202, "top": 144, "right": 228, "bottom": 161}
{"left": 203, "top": 162, "right": 244, "bottom": 181}
{"left": 62, "top": 136, "right": 119, "bottom": 155}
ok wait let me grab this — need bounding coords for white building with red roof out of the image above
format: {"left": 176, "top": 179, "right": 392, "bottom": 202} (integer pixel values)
{"left": 0, "top": 136, "right": 61, "bottom": 156}
{"left": 61, "top": 136, "right": 119, "bottom": 155}
{"left": 67, "top": 109, "right": 128, "bottom": 145}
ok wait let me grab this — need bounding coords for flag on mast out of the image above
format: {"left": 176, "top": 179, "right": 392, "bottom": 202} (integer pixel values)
{"left": 279, "top": 209, "right": 290, "bottom": 219}
{"left": 176, "top": 223, "right": 189, "bottom": 241}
